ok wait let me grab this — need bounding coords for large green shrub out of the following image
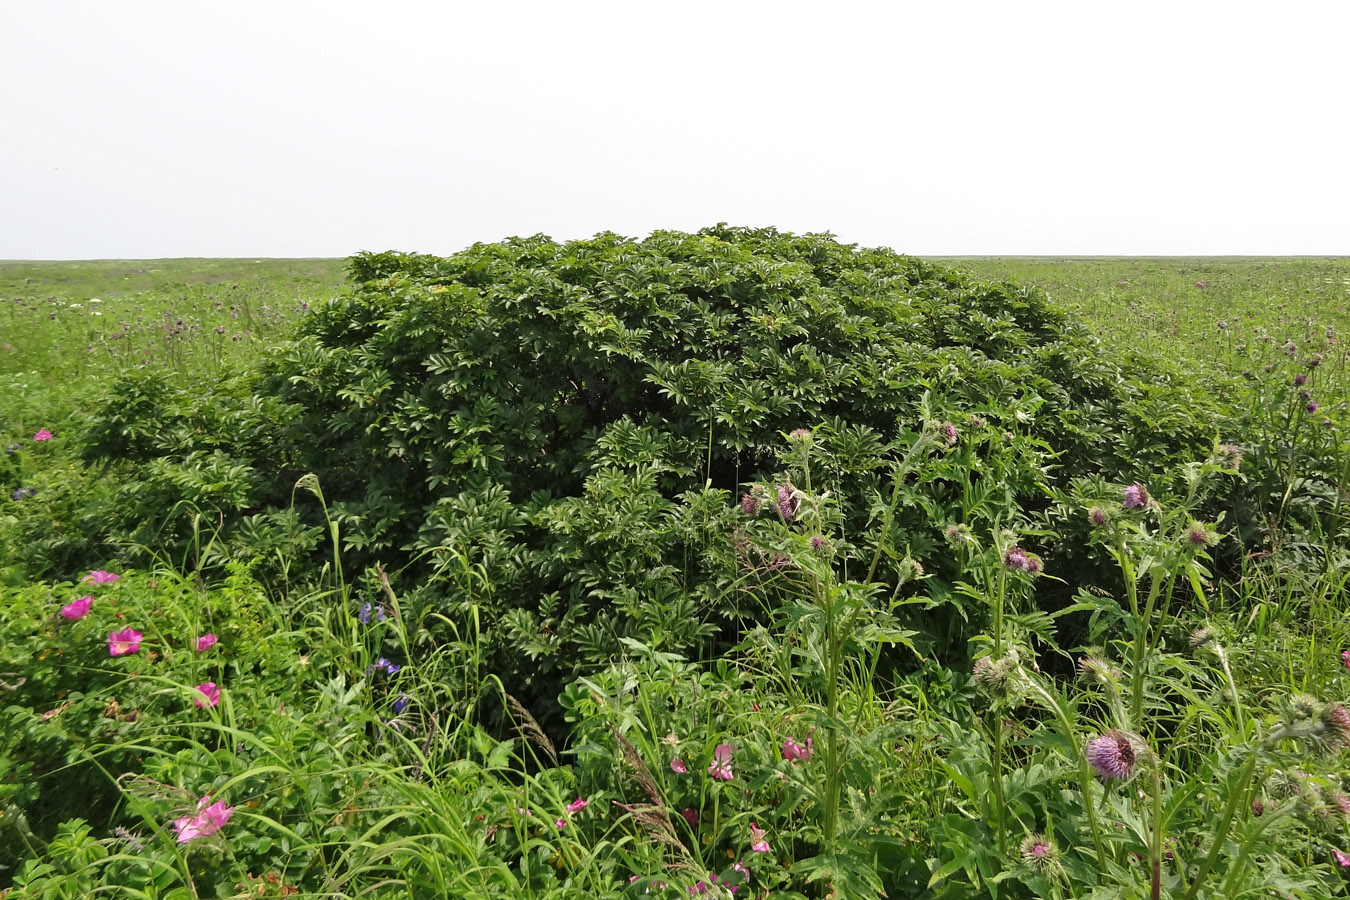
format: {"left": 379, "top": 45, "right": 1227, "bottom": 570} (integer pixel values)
{"left": 232, "top": 227, "right": 1221, "bottom": 682}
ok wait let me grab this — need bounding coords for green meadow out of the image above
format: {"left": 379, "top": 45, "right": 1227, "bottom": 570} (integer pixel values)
{"left": 1, "top": 235, "right": 1347, "bottom": 899}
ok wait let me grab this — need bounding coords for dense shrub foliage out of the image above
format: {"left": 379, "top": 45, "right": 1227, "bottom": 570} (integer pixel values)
{"left": 75, "top": 228, "right": 1238, "bottom": 693}
{"left": 4, "top": 240, "right": 1349, "bottom": 899}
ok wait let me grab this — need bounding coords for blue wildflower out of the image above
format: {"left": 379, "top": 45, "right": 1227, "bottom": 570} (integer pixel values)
{"left": 393, "top": 694, "right": 410, "bottom": 714}
{"left": 358, "top": 602, "right": 387, "bottom": 625}
{"left": 367, "top": 657, "right": 401, "bottom": 676}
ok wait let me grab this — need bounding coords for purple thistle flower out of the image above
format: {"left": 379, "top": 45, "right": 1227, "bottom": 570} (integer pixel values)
{"left": 775, "top": 485, "right": 799, "bottom": 521}
{"left": 1086, "top": 730, "right": 1141, "bottom": 780}
{"left": 941, "top": 421, "right": 959, "bottom": 444}
{"left": 1307, "top": 401, "right": 1320, "bottom": 414}
{"left": 1217, "top": 443, "right": 1243, "bottom": 470}
{"left": 1323, "top": 703, "right": 1350, "bottom": 747}
{"left": 1003, "top": 547, "right": 1031, "bottom": 571}
{"left": 1122, "top": 483, "right": 1149, "bottom": 510}
{"left": 1187, "top": 523, "right": 1219, "bottom": 547}
{"left": 740, "top": 492, "right": 759, "bottom": 516}
{"left": 1295, "top": 373, "right": 1309, "bottom": 386}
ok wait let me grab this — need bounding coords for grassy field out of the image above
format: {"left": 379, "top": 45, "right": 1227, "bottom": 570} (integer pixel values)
{"left": 5, "top": 255, "right": 1346, "bottom": 397}
{"left": 0, "top": 259, "right": 345, "bottom": 424}
{"left": 940, "top": 256, "right": 1350, "bottom": 385}
{"left": 2, "top": 244, "right": 1348, "bottom": 899}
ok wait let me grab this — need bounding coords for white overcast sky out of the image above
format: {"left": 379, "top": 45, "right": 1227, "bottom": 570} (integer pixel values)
{"left": 4, "top": 1, "right": 1348, "bottom": 259}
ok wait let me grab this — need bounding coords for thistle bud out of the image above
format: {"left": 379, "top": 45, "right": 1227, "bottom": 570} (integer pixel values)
{"left": 1019, "top": 833, "right": 1062, "bottom": 874}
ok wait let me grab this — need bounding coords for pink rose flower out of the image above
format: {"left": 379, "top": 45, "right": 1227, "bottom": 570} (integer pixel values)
{"left": 707, "top": 743, "right": 735, "bottom": 781}
{"left": 107, "top": 628, "right": 143, "bottom": 656}
{"left": 193, "top": 682, "right": 220, "bottom": 708}
{"left": 749, "top": 822, "right": 770, "bottom": 853}
{"left": 61, "top": 595, "right": 93, "bottom": 620}
{"left": 782, "top": 736, "right": 813, "bottom": 762}
{"left": 172, "top": 796, "right": 234, "bottom": 843}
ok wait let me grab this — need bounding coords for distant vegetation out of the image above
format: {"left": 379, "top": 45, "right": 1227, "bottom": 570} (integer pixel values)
{"left": 1, "top": 235, "right": 1347, "bottom": 898}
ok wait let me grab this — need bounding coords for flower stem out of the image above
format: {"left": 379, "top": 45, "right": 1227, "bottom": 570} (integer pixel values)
{"left": 1181, "top": 751, "right": 1258, "bottom": 900}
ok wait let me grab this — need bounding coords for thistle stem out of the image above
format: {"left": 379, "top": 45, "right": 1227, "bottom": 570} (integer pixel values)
{"left": 1181, "top": 751, "right": 1258, "bottom": 900}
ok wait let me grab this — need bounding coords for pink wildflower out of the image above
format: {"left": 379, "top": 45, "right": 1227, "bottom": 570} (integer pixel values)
{"left": 1086, "top": 730, "right": 1142, "bottom": 780}
{"left": 782, "top": 736, "right": 813, "bottom": 762}
{"left": 1342, "top": 649, "right": 1350, "bottom": 669}
{"left": 708, "top": 743, "right": 735, "bottom": 781}
{"left": 195, "top": 634, "right": 218, "bottom": 651}
{"left": 1335, "top": 849, "right": 1350, "bottom": 868}
{"left": 1122, "top": 483, "right": 1150, "bottom": 510}
{"left": 61, "top": 595, "right": 93, "bottom": 620}
{"left": 555, "top": 817, "right": 567, "bottom": 829}
{"left": 671, "top": 757, "right": 688, "bottom": 774}
{"left": 172, "top": 796, "right": 234, "bottom": 843}
{"left": 33, "top": 429, "right": 53, "bottom": 441}
{"left": 83, "top": 570, "right": 120, "bottom": 585}
{"left": 107, "top": 628, "right": 143, "bottom": 656}
{"left": 681, "top": 807, "right": 698, "bottom": 826}
{"left": 193, "top": 682, "right": 220, "bottom": 708}
{"left": 566, "top": 797, "right": 588, "bottom": 814}
{"left": 749, "top": 822, "right": 770, "bottom": 853}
